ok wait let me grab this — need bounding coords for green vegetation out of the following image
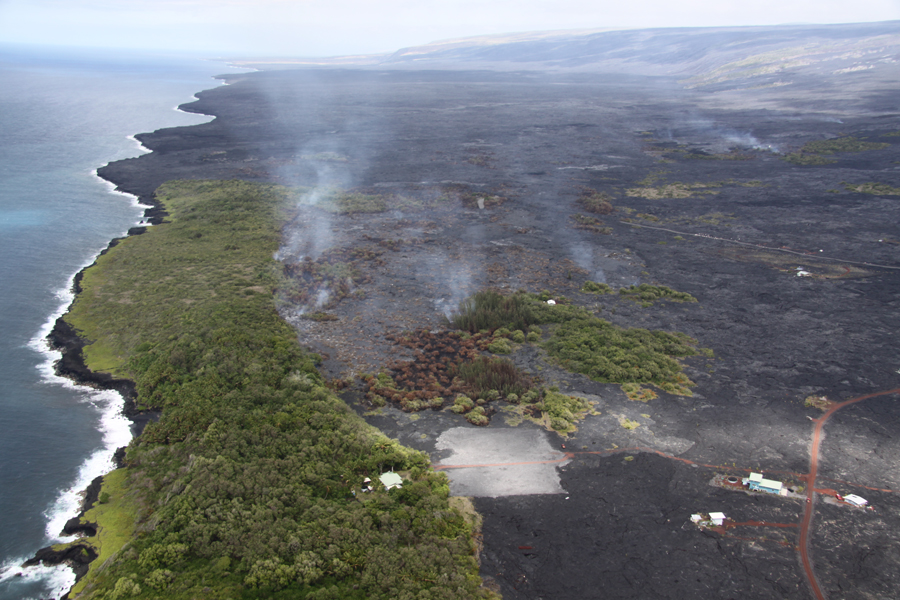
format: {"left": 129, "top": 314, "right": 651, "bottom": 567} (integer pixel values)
{"left": 61, "top": 180, "right": 492, "bottom": 600}
{"left": 619, "top": 417, "right": 641, "bottom": 430}
{"left": 450, "top": 290, "right": 535, "bottom": 333}
{"left": 449, "top": 290, "right": 700, "bottom": 397}
{"left": 843, "top": 182, "right": 900, "bottom": 195}
{"left": 453, "top": 357, "right": 531, "bottom": 399}
{"left": 570, "top": 213, "right": 612, "bottom": 234}
{"left": 617, "top": 283, "right": 697, "bottom": 304}
{"left": 621, "top": 383, "right": 658, "bottom": 402}
{"left": 577, "top": 189, "right": 615, "bottom": 214}
{"left": 784, "top": 137, "right": 889, "bottom": 165}
{"left": 581, "top": 281, "right": 612, "bottom": 294}
{"left": 67, "top": 469, "right": 137, "bottom": 597}
{"left": 540, "top": 391, "right": 594, "bottom": 432}
{"left": 486, "top": 337, "right": 512, "bottom": 354}
{"left": 581, "top": 282, "right": 697, "bottom": 304}
{"left": 626, "top": 182, "right": 721, "bottom": 199}
{"left": 543, "top": 314, "right": 698, "bottom": 395}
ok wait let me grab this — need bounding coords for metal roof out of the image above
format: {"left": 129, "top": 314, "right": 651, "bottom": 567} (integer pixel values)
{"left": 380, "top": 472, "right": 403, "bottom": 489}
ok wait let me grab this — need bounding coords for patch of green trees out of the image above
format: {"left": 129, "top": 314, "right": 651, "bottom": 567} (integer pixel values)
{"left": 450, "top": 289, "right": 701, "bottom": 396}
{"left": 62, "top": 181, "right": 492, "bottom": 600}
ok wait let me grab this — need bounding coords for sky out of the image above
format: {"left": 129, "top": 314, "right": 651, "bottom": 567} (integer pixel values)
{"left": 0, "top": 0, "right": 898, "bottom": 57}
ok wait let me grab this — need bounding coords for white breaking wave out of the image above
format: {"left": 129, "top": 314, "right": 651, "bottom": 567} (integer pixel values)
{"left": 19, "top": 241, "right": 135, "bottom": 590}
{"left": 0, "top": 558, "right": 76, "bottom": 600}
{"left": 126, "top": 134, "right": 151, "bottom": 154}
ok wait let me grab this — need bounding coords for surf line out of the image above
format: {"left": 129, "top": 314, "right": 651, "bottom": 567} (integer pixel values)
{"left": 622, "top": 221, "right": 900, "bottom": 271}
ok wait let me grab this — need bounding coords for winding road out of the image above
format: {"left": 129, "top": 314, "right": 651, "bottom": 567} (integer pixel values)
{"left": 799, "top": 388, "right": 900, "bottom": 600}
{"left": 434, "top": 387, "right": 900, "bottom": 600}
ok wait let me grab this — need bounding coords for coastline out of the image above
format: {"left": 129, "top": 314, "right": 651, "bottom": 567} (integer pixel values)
{"left": 20, "top": 99, "right": 209, "bottom": 588}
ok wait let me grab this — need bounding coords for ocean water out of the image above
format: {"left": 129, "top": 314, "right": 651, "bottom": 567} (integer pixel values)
{"left": 0, "top": 44, "right": 236, "bottom": 600}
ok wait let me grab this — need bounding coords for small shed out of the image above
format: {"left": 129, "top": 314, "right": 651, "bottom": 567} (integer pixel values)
{"left": 844, "top": 494, "right": 868, "bottom": 507}
{"left": 380, "top": 471, "right": 403, "bottom": 490}
{"left": 709, "top": 512, "right": 727, "bottom": 526}
{"left": 690, "top": 514, "right": 703, "bottom": 523}
{"left": 744, "top": 472, "right": 783, "bottom": 495}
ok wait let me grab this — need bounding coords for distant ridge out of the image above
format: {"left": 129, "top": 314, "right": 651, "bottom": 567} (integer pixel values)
{"left": 230, "top": 21, "right": 900, "bottom": 92}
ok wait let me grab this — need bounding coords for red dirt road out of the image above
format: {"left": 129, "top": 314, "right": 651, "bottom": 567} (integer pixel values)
{"left": 800, "top": 388, "right": 900, "bottom": 600}
{"left": 434, "top": 388, "right": 900, "bottom": 600}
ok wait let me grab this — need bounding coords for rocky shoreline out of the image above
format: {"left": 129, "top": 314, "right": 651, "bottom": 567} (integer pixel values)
{"left": 22, "top": 182, "right": 169, "bottom": 590}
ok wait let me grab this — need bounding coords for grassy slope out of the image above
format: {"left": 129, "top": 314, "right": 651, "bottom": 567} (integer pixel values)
{"left": 62, "top": 180, "right": 491, "bottom": 600}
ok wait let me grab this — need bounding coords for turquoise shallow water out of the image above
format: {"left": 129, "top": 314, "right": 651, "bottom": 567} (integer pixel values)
{"left": 0, "top": 45, "right": 233, "bottom": 599}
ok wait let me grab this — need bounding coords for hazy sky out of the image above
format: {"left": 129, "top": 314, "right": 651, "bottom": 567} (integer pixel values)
{"left": 1, "top": 0, "right": 898, "bottom": 57}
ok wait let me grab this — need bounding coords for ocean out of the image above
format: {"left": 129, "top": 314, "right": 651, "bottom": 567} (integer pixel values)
{"left": 0, "top": 44, "right": 237, "bottom": 600}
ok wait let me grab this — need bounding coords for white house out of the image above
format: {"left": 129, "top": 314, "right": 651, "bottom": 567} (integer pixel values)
{"left": 380, "top": 471, "right": 403, "bottom": 490}
{"left": 844, "top": 494, "right": 868, "bottom": 507}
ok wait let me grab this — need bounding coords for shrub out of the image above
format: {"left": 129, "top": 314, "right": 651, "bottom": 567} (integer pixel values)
{"left": 450, "top": 290, "right": 534, "bottom": 333}
{"left": 452, "top": 395, "right": 474, "bottom": 413}
{"left": 511, "top": 330, "right": 526, "bottom": 343}
{"left": 543, "top": 316, "right": 697, "bottom": 392}
{"left": 487, "top": 338, "right": 512, "bottom": 354}
{"left": 550, "top": 417, "right": 571, "bottom": 431}
{"left": 578, "top": 190, "right": 615, "bottom": 214}
{"left": 617, "top": 283, "right": 697, "bottom": 303}
{"left": 582, "top": 281, "right": 612, "bottom": 294}
{"left": 526, "top": 331, "right": 542, "bottom": 343}
{"left": 522, "top": 389, "right": 541, "bottom": 404}
{"left": 453, "top": 356, "right": 532, "bottom": 398}
{"left": 466, "top": 407, "right": 489, "bottom": 426}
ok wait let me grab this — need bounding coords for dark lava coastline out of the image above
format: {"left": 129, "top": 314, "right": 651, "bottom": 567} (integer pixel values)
{"left": 36, "top": 24, "right": 900, "bottom": 600}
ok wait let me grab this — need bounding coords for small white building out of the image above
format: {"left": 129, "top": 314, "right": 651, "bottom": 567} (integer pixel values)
{"left": 380, "top": 471, "right": 403, "bottom": 490}
{"left": 690, "top": 514, "right": 703, "bottom": 523}
{"left": 844, "top": 494, "right": 868, "bottom": 507}
{"left": 709, "top": 512, "right": 727, "bottom": 526}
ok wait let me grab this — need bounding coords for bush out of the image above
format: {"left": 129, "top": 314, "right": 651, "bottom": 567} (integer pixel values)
{"left": 543, "top": 316, "right": 697, "bottom": 393}
{"left": 582, "top": 281, "right": 612, "bottom": 294}
{"left": 526, "top": 331, "right": 542, "bottom": 342}
{"left": 450, "top": 290, "right": 534, "bottom": 333}
{"left": 487, "top": 338, "right": 512, "bottom": 354}
{"left": 466, "top": 407, "right": 489, "bottom": 426}
{"left": 617, "top": 283, "right": 697, "bottom": 303}
{"left": 550, "top": 417, "right": 571, "bottom": 431}
{"left": 453, "top": 357, "right": 532, "bottom": 399}
{"left": 578, "top": 190, "right": 615, "bottom": 214}
{"left": 453, "top": 395, "right": 474, "bottom": 412}
{"left": 511, "top": 330, "right": 526, "bottom": 343}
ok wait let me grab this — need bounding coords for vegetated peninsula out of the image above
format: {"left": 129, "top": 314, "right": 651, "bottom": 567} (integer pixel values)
{"left": 39, "top": 21, "right": 900, "bottom": 600}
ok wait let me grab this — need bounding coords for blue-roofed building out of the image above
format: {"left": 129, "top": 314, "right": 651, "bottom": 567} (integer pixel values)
{"left": 742, "top": 472, "right": 783, "bottom": 495}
